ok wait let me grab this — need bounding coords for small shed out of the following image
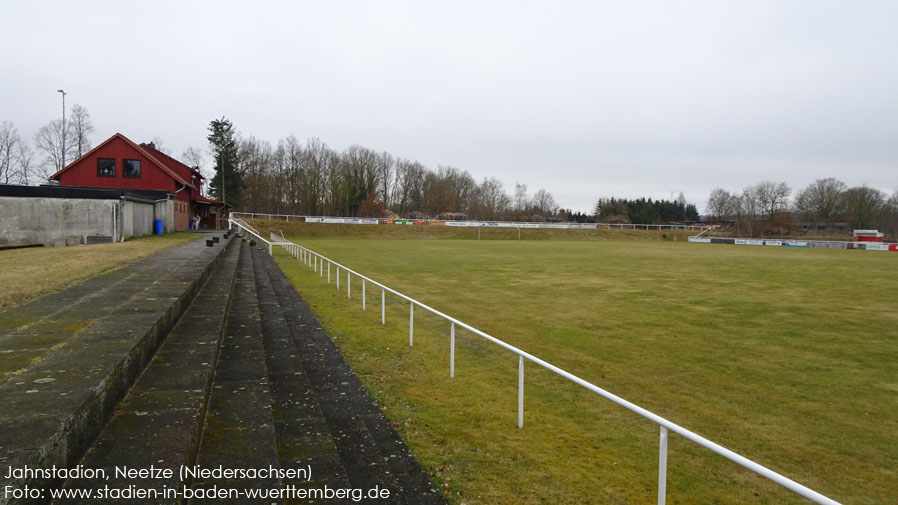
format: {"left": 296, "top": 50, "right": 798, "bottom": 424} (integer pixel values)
{"left": 853, "top": 230, "right": 884, "bottom": 243}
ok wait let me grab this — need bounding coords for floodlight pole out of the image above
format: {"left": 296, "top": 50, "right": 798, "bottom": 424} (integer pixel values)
{"left": 220, "top": 156, "right": 226, "bottom": 206}
{"left": 57, "top": 89, "right": 67, "bottom": 169}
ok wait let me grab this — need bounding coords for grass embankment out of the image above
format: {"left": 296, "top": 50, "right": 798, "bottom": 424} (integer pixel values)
{"left": 272, "top": 233, "right": 896, "bottom": 505}
{"left": 0, "top": 233, "right": 199, "bottom": 309}
{"left": 249, "top": 219, "right": 689, "bottom": 241}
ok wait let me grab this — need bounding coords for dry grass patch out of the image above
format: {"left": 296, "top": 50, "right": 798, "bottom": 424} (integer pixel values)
{"left": 0, "top": 233, "right": 199, "bottom": 309}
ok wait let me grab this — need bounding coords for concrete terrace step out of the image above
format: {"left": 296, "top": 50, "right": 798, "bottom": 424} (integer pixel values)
{"left": 0, "top": 231, "right": 235, "bottom": 505}
{"left": 51, "top": 238, "right": 243, "bottom": 504}
{"left": 187, "top": 243, "right": 283, "bottom": 505}
{"left": 253, "top": 247, "right": 446, "bottom": 505}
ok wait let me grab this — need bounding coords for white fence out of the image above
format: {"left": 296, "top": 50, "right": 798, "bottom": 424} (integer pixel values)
{"left": 230, "top": 211, "right": 707, "bottom": 231}
{"left": 228, "top": 218, "right": 841, "bottom": 505}
{"left": 689, "top": 235, "right": 897, "bottom": 251}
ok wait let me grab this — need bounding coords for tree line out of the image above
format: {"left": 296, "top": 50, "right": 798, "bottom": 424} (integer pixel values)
{"left": 594, "top": 195, "right": 700, "bottom": 224}
{"left": 206, "top": 117, "right": 712, "bottom": 224}
{"left": 7, "top": 112, "right": 894, "bottom": 236}
{"left": 206, "top": 117, "right": 569, "bottom": 222}
{"left": 706, "top": 179, "right": 898, "bottom": 237}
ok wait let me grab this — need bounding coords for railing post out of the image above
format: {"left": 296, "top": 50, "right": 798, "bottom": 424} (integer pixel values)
{"left": 336, "top": 266, "right": 340, "bottom": 289}
{"left": 314, "top": 255, "right": 317, "bottom": 273}
{"left": 518, "top": 355, "right": 524, "bottom": 429}
{"left": 658, "top": 426, "right": 668, "bottom": 505}
{"left": 268, "top": 242, "right": 272, "bottom": 256}
{"left": 347, "top": 272, "right": 351, "bottom": 299}
{"left": 362, "top": 279, "right": 366, "bottom": 310}
{"left": 450, "top": 322, "right": 455, "bottom": 378}
{"left": 409, "top": 303, "right": 414, "bottom": 347}
{"left": 381, "top": 289, "right": 385, "bottom": 325}
{"left": 327, "top": 262, "right": 331, "bottom": 283}
{"left": 320, "top": 257, "right": 323, "bottom": 278}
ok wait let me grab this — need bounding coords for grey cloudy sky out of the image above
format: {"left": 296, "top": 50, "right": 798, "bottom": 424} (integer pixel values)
{"left": 2, "top": 0, "right": 896, "bottom": 213}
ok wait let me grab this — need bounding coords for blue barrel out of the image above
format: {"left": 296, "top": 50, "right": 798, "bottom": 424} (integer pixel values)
{"left": 154, "top": 219, "right": 163, "bottom": 235}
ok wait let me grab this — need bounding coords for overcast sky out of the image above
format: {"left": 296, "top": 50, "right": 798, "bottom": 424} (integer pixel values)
{"left": 2, "top": 0, "right": 896, "bottom": 213}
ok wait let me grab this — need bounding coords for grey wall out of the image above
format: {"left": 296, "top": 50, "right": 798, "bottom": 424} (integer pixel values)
{"left": 0, "top": 197, "right": 173, "bottom": 247}
{"left": 0, "top": 197, "right": 115, "bottom": 247}
{"left": 130, "top": 200, "right": 154, "bottom": 237}
{"left": 155, "top": 200, "right": 174, "bottom": 233}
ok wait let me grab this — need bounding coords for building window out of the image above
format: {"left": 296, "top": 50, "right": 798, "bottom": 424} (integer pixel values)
{"left": 97, "top": 158, "right": 115, "bottom": 177}
{"left": 123, "top": 159, "right": 141, "bottom": 178}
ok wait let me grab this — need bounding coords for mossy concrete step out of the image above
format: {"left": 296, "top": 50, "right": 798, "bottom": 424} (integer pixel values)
{"left": 187, "top": 245, "right": 283, "bottom": 505}
{"left": 51, "top": 240, "right": 243, "bottom": 504}
{"left": 0, "top": 232, "right": 235, "bottom": 505}
{"left": 251, "top": 246, "right": 354, "bottom": 501}
{"left": 255, "top": 248, "right": 447, "bottom": 504}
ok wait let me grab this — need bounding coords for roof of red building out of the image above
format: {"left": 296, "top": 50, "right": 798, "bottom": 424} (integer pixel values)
{"left": 50, "top": 133, "right": 194, "bottom": 189}
{"left": 195, "top": 195, "right": 226, "bottom": 205}
{"left": 139, "top": 143, "right": 204, "bottom": 183}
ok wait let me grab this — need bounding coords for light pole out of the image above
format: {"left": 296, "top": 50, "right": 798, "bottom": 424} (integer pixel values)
{"left": 57, "top": 89, "right": 67, "bottom": 169}
{"left": 220, "top": 156, "right": 226, "bottom": 205}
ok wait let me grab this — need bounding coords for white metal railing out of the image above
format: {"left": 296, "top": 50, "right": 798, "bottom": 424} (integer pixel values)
{"left": 228, "top": 218, "right": 292, "bottom": 256}
{"left": 229, "top": 211, "right": 708, "bottom": 231}
{"left": 232, "top": 220, "right": 841, "bottom": 505}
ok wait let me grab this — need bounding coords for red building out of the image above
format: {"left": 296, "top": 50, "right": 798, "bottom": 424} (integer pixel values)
{"left": 50, "top": 133, "right": 227, "bottom": 230}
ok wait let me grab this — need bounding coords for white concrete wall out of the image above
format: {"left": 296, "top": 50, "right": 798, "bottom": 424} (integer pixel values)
{"left": 0, "top": 197, "right": 170, "bottom": 247}
{"left": 0, "top": 197, "right": 115, "bottom": 247}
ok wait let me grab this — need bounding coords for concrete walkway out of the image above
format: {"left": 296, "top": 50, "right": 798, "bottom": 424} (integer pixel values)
{"left": 0, "top": 233, "right": 445, "bottom": 505}
{"left": 0, "top": 232, "right": 233, "bottom": 504}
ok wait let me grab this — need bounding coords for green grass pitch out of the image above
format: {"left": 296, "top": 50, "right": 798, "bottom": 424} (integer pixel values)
{"left": 271, "top": 233, "right": 896, "bottom": 505}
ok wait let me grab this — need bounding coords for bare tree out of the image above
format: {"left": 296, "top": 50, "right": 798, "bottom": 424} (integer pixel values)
{"left": 736, "top": 187, "right": 760, "bottom": 236}
{"left": 278, "top": 135, "right": 302, "bottom": 213}
{"left": 149, "top": 135, "right": 170, "bottom": 155}
{"left": 182, "top": 146, "right": 205, "bottom": 168}
{"left": 885, "top": 189, "right": 898, "bottom": 241}
{"left": 473, "top": 177, "right": 509, "bottom": 220}
{"left": 794, "top": 178, "right": 846, "bottom": 229}
{"left": 676, "top": 191, "right": 687, "bottom": 208}
{"left": 34, "top": 119, "right": 76, "bottom": 174}
{"left": 514, "top": 183, "right": 528, "bottom": 216}
{"left": 841, "top": 185, "right": 885, "bottom": 229}
{"left": 706, "top": 187, "right": 733, "bottom": 223}
{"left": 340, "top": 145, "right": 382, "bottom": 215}
{"left": 301, "top": 137, "right": 333, "bottom": 215}
{"left": 0, "top": 121, "right": 22, "bottom": 184}
{"left": 753, "top": 180, "right": 791, "bottom": 221}
{"left": 69, "top": 104, "right": 94, "bottom": 158}
{"left": 14, "top": 141, "right": 34, "bottom": 185}
{"left": 181, "top": 146, "right": 211, "bottom": 195}
{"left": 392, "top": 158, "right": 426, "bottom": 215}
{"left": 238, "top": 136, "right": 275, "bottom": 212}
{"left": 532, "top": 188, "right": 558, "bottom": 217}
{"left": 377, "top": 151, "right": 393, "bottom": 209}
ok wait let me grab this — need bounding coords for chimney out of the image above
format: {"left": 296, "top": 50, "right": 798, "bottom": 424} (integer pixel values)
{"left": 147, "top": 142, "right": 156, "bottom": 151}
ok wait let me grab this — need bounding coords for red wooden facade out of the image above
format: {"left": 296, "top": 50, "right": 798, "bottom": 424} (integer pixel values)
{"left": 50, "top": 133, "right": 227, "bottom": 230}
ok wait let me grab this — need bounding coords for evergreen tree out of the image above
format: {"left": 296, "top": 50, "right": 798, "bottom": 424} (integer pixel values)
{"left": 207, "top": 117, "right": 243, "bottom": 207}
